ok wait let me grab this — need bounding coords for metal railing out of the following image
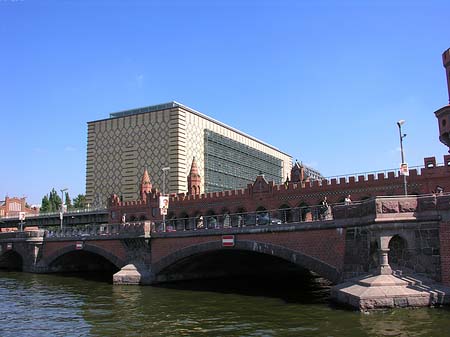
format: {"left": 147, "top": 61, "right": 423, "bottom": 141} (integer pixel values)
{"left": 44, "top": 222, "right": 151, "bottom": 238}
{"left": 0, "top": 207, "right": 108, "bottom": 220}
{"left": 150, "top": 203, "right": 336, "bottom": 233}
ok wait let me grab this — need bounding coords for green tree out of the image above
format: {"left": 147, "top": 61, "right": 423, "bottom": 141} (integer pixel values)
{"left": 48, "top": 188, "right": 62, "bottom": 212}
{"left": 65, "top": 192, "right": 72, "bottom": 211}
{"left": 40, "top": 195, "right": 50, "bottom": 213}
{"left": 73, "top": 194, "right": 87, "bottom": 209}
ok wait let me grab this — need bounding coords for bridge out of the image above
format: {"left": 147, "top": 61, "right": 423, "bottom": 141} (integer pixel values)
{"left": 1, "top": 194, "right": 449, "bottom": 310}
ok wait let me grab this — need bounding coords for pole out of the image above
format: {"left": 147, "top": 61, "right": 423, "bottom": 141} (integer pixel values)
{"left": 60, "top": 188, "right": 68, "bottom": 230}
{"left": 162, "top": 167, "right": 170, "bottom": 232}
{"left": 397, "top": 121, "right": 408, "bottom": 196}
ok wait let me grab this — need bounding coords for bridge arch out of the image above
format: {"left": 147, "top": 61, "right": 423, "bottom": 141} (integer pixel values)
{"left": 0, "top": 250, "right": 24, "bottom": 270}
{"left": 152, "top": 240, "right": 341, "bottom": 283}
{"left": 41, "top": 243, "right": 125, "bottom": 272}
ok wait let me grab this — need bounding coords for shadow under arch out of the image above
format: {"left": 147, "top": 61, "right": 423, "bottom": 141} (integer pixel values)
{"left": 41, "top": 243, "right": 126, "bottom": 271}
{"left": 0, "top": 250, "right": 24, "bottom": 271}
{"left": 388, "top": 234, "right": 409, "bottom": 269}
{"left": 152, "top": 240, "right": 341, "bottom": 283}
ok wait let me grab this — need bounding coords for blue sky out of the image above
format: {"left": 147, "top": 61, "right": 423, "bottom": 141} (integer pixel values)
{"left": 1, "top": 0, "right": 449, "bottom": 205}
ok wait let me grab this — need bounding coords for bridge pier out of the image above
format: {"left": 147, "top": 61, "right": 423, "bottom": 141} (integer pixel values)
{"left": 332, "top": 232, "right": 450, "bottom": 310}
{"left": 113, "top": 263, "right": 153, "bottom": 285}
{"left": 377, "top": 236, "right": 392, "bottom": 275}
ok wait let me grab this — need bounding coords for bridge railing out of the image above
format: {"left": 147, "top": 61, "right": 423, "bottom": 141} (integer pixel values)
{"left": 332, "top": 192, "right": 450, "bottom": 219}
{"left": 44, "top": 222, "right": 151, "bottom": 238}
{"left": 150, "top": 203, "right": 339, "bottom": 233}
{"left": 149, "top": 192, "right": 450, "bottom": 233}
{"left": 0, "top": 229, "right": 46, "bottom": 240}
{"left": 0, "top": 207, "right": 108, "bottom": 220}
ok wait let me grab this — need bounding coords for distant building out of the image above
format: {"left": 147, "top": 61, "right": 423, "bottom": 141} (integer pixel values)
{"left": 86, "top": 102, "right": 295, "bottom": 206}
{"left": 0, "top": 197, "right": 39, "bottom": 218}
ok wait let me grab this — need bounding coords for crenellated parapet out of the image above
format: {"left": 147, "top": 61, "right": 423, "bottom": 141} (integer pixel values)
{"left": 108, "top": 155, "right": 450, "bottom": 223}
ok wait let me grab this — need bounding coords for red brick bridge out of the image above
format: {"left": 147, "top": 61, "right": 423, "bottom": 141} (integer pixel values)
{"left": 1, "top": 195, "right": 449, "bottom": 289}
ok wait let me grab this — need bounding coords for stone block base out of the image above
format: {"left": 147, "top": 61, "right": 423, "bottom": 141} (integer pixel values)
{"left": 331, "top": 274, "right": 450, "bottom": 311}
{"left": 113, "top": 264, "right": 153, "bottom": 285}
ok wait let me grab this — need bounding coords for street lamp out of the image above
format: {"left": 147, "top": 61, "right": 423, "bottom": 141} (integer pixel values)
{"left": 162, "top": 167, "right": 170, "bottom": 231}
{"left": 397, "top": 120, "right": 408, "bottom": 196}
{"left": 60, "top": 188, "right": 68, "bottom": 230}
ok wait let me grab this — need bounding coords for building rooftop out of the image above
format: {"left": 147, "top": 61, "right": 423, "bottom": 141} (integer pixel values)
{"left": 90, "top": 101, "right": 292, "bottom": 157}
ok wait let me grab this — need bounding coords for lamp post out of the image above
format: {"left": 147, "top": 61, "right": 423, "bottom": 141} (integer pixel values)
{"left": 162, "top": 167, "right": 170, "bottom": 231}
{"left": 397, "top": 120, "right": 408, "bottom": 196}
{"left": 60, "top": 188, "right": 68, "bottom": 230}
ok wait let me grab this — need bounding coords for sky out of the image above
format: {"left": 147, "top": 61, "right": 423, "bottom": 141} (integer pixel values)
{"left": 1, "top": 0, "right": 449, "bottom": 205}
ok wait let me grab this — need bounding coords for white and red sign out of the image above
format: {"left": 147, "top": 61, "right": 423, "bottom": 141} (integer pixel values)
{"left": 400, "top": 163, "right": 409, "bottom": 176}
{"left": 159, "top": 196, "right": 169, "bottom": 209}
{"left": 75, "top": 241, "right": 84, "bottom": 250}
{"left": 222, "top": 235, "right": 235, "bottom": 247}
{"left": 19, "top": 212, "right": 26, "bottom": 221}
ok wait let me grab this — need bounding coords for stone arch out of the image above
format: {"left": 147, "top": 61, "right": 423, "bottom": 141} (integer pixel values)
{"left": 152, "top": 240, "right": 341, "bottom": 283}
{"left": 297, "top": 201, "right": 310, "bottom": 222}
{"left": 177, "top": 212, "right": 190, "bottom": 231}
{"left": 232, "top": 207, "right": 246, "bottom": 227}
{"left": 205, "top": 210, "right": 217, "bottom": 229}
{"left": 388, "top": 234, "right": 409, "bottom": 268}
{"left": 41, "top": 243, "right": 125, "bottom": 271}
{"left": 278, "top": 203, "right": 292, "bottom": 223}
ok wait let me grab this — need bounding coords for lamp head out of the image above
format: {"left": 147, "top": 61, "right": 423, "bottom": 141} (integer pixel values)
{"left": 397, "top": 120, "right": 405, "bottom": 127}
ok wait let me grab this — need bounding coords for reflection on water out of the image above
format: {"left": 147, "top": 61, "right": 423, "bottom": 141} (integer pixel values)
{"left": 0, "top": 271, "right": 448, "bottom": 337}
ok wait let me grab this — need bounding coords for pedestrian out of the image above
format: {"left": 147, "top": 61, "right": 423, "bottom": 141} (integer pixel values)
{"left": 196, "top": 215, "right": 204, "bottom": 229}
{"left": 344, "top": 195, "right": 352, "bottom": 205}
{"left": 223, "top": 213, "right": 231, "bottom": 228}
{"left": 320, "top": 197, "right": 329, "bottom": 220}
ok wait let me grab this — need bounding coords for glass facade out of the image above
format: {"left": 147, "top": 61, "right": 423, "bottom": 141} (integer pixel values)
{"left": 204, "top": 130, "right": 283, "bottom": 192}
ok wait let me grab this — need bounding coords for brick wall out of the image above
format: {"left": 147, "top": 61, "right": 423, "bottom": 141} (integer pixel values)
{"left": 110, "top": 155, "right": 450, "bottom": 222}
{"left": 440, "top": 221, "right": 450, "bottom": 286}
{"left": 42, "top": 240, "right": 127, "bottom": 264}
{"left": 151, "top": 228, "right": 346, "bottom": 273}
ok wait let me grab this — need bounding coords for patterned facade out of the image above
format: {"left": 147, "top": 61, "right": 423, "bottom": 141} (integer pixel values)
{"left": 86, "top": 102, "right": 292, "bottom": 206}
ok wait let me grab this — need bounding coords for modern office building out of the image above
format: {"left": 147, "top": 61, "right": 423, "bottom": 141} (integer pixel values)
{"left": 86, "top": 102, "right": 293, "bottom": 206}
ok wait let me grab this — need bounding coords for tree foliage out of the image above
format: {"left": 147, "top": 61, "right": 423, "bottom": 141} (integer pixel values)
{"left": 73, "top": 194, "right": 87, "bottom": 209}
{"left": 40, "top": 190, "right": 86, "bottom": 212}
{"left": 65, "top": 192, "right": 72, "bottom": 211}
{"left": 40, "top": 188, "right": 62, "bottom": 213}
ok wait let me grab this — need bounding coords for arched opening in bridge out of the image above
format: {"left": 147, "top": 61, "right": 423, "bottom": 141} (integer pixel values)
{"left": 0, "top": 251, "right": 23, "bottom": 271}
{"left": 177, "top": 212, "right": 190, "bottom": 231}
{"left": 297, "top": 202, "right": 310, "bottom": 222}
{"left": 278, "top": 204, "right": 292, "bottom": 223}
{"left": 388, "top": 235, "right": 409, "bottom": 270}
{"left": 205, "top": 210, "right": 217, "bottom": 229}
{"left": 48, "top": 250, "right": 120, "bottom": 282}
{"left": 156, "top": 249, "right": 332, "bottom": 303}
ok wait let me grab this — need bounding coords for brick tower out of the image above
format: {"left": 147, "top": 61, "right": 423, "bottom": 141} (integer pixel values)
{"left": 140, "top": 168, "right": 153, "bottom": 202}
{"left": 435, "top": 48, "right": 450, "bottom": 152}
{"left": 290, "top": 161, "right": 305, "bottom": 183}
{"left": 187, "top": 157, "right": 201, "bottom": 196}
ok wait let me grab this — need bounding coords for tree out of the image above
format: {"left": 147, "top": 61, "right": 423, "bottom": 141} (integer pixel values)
{"left": 65, "top": 192, "right": 72, "bottom": 211}
{"left": 40, "top": 195, "right": 50, "bottom": 213}
{"left": 73, "top": 194, "right": 87, "bottom": 209}
{"left": 46, "top": 188, "right": 62, "bottom": 212}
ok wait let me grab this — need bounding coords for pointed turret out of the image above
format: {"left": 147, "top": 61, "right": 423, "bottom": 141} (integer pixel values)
{"left": 187, "top": 157, "right": 201, "bottom": 195}
{"left": 290, "top": 160, "right": 305, "bottom": 183}
{"left": 435, "top": 48, "right": 450, "bottom": 152}
{"left": 140, "top": 168, "right": 153, "bottom": 202}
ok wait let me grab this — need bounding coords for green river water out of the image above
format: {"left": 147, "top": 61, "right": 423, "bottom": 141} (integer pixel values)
{"left": 0, "top": 271, "right": 449, "bottom": 337}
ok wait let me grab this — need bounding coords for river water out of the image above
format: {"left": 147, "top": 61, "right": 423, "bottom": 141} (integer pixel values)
{"left": 0, "top": 271, "right": 449, "bottom": 337}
